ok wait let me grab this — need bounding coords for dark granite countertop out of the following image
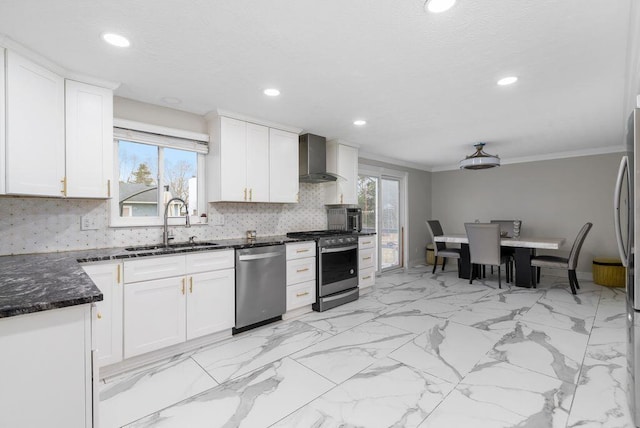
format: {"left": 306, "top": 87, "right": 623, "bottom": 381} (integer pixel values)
{"left": 0, "top": 235, "right": 307, "bottom": 319}
{"left": 0, "top": 251, "right": 105, "bottom": 319}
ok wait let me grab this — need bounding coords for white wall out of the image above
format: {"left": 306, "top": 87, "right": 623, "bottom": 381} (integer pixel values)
{"left": 114, "top": 96, "right": 207, "bottom": 134}
{"left": 359, "top": 158, "right": 432, "bottom": 268}
{"left": 431, "top": 152, "right": 624, "bottom": 273}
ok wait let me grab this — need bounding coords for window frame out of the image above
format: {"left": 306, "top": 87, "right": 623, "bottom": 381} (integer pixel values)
{"left": 110, "top": 128, "right": 207, "bottom": 228}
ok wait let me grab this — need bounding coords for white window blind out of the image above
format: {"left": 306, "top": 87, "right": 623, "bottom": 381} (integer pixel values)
{"left": 113, "top": 118, "right": 209, "bottom": 154}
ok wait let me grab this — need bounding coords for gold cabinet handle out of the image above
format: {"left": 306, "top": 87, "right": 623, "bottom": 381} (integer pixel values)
{"left": 244, "top": 188, "right": 247, "bottom": 201}
{"left": 107, "top": 179, "right": 111, "bottom": 198}
{"left": 296, "top": 291, "right": 309, "bottom": 297}
{"left": 189, "top": 277, "right": 193, "bottom": 293}
{"left": 97, "top": 312, "right": 102, "bottom": 319}
{"left": 363, "top": 241, "right": 372, "bottom": 245}
{"left": 181, "top": 278, "right": 185, "bottom": 295}
{"left": 117, "top": 265, "right": 121, "bottom": 284}
{"left": 363, "top": 275, "right": 372, "bottom": 280}
{"left": 363, "top": 256, "right": 372, "bottom": 260}
{"left": 249, "top": 188, "right": 252, "bottom": 201}
{"left": 60, "top": 177, "right": 67, "bottom": 196}
{"left": 340, "top": 193, "right": 343, "bottom": 204}
{"left": 296, "top": 267, "right": 309, "bottom": 273}
{"left": 296, "top": 249, "right": 309, "bottom": 253}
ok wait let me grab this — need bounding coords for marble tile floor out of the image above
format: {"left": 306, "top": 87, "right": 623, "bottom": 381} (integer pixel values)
{"left": 99, "top": 265, "right": 634, "bottom": 428}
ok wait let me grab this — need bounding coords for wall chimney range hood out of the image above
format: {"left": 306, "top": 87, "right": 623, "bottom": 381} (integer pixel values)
{"left": 298, "top": 134, "right": 338, "bottom": 183}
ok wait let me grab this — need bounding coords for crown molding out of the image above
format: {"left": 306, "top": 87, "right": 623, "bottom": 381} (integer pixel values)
{"left": 0, "top": 33, "right": 120, "bottom": 90}
{"left": 206, "top": 109, "right": 303, "bottom": 134}
{"left": 358, "top": 150, "right": 431, "bottom": 172}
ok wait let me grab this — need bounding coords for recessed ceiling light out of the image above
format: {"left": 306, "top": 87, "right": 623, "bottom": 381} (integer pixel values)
{"left": 161, "top": 97, "right": 181, "bottom": 105}
{"left": 102, "top": 33, "right": 130, "bottom": 48}
{"left": 264, "top": 88, "right": 280, "bottom": 96}
{"left": 353, "top": 120, "right": 367, "bottom": 126}
{"left": 497, "top": 76, "right": 518, "bottom": 86}
{"left": 425, "top": 0, "right": 456, "bottom": 13}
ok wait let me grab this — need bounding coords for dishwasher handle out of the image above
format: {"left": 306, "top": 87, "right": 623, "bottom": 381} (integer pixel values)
{"left": 238, "top": 251, "right": 285, "bottom": 261}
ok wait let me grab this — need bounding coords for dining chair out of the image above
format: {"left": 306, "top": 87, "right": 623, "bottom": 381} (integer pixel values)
{"left": 490, "top": 219, "right": 521, "bottom": 282}
{"left": 465, "top": 223, "right": 511, "bottom": 288}
{"left": 426, "top": 220, "right": 461, "bottom": 274}
{"left": 529, "top": 222, "right": 592, "bottom": 294}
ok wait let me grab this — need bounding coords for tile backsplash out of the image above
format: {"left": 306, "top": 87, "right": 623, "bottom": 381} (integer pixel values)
{"left": 0, "top": 183, "right": 327, "bottom": 256}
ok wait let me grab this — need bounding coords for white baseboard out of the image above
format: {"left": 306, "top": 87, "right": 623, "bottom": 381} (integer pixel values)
{"left": 282, "top": 305, "right": 313, "bottom": 320}
{"left": 100, "top": 329, "right": 233, "bottom": 380}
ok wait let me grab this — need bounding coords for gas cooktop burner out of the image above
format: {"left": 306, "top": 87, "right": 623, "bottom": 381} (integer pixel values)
{"left": 287, "top": 230, "right": 355, "bottom": 238}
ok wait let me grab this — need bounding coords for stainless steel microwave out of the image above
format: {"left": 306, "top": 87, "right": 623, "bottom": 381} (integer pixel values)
{"left": 327, "top": 207, "right": 362, "bottom": 232}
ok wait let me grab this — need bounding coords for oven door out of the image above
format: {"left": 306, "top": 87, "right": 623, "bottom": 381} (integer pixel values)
{"left": 318, "top": 244, "right": 358, "bottom": 296}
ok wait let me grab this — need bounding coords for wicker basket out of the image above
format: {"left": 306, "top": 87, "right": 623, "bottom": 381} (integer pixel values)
{"left": 426, "top": 244, "right": 443, "bottom": 266}
{"left": 592, "top": 257, "right": 625, "bottom": 287}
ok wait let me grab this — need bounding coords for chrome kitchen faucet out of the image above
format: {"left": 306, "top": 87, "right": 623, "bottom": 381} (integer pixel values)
{"left": 163, "top": 197, "right": 190, "bottom": 246}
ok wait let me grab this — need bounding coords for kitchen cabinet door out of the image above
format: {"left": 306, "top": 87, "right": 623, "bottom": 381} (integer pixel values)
{"left": 219, "top": 116, "right": 248, "bottom": 201}
{"left": 336, "top": 144, "right": 358, "bottom": 205}
{"left": 5, "top": 50, "right": 65, "bottom": 196}
{"left": 83, "top": 262, "right": 123, "bottom": 367}
{"left": 245, "top": 122, "right": 270, "bottom": 202}
{"left": 124, "top": 276, "right": 186, "bottom": 358}
{"left": 0, "top": 305, "right": 93, "bottom": 428}
{"left": 269, "top": 128, "right": 299, "bottom": 203}
{"left": 0, "top": 48, "right": 5, "bottom": 194}
{"left": 186, "top": 268, "right": 235, "bottom": 340}
{"left": 325, "top": 141, "right": 358, "bottom": 205}
{"left": 65, "top": 80, "right": 113, "bottom": 198}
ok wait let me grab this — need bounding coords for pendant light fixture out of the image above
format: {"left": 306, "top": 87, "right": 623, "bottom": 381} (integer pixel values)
{"left": 459, "top": 143, "right": 501, "bottom": 170}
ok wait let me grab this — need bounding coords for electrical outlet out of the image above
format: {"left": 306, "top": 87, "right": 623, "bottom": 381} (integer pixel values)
{"left": 80, "top": 215, "right": 99, "bottom": 231}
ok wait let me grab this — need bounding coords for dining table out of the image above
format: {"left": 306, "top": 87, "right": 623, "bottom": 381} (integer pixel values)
{"left": 433, "top": 234, "right": 566, "bottom": 287}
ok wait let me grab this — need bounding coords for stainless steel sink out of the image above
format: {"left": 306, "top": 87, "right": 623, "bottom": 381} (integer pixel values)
{"left": 125, "top": 242, "right": 219, "bottom": 251}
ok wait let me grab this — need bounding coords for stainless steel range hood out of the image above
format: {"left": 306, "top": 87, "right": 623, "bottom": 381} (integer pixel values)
{"left": 299, "top": 133, "right": 338, "bottom": 183}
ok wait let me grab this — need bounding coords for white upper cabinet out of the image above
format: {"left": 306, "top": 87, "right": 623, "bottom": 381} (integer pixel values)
{"left": 207, "top": 112, "right": 301, "bottom": 203}
{"left": 245, "top": 122, "right": 270, "bottom": 202}
{"left": 269, "top": 128, "right": 299, "bottom": 203}
{"left": 5, "top": 50, "right": 65, "bottom": 197}
{"left": 214, "top": 116, "right": 269, "bottom": 202}
{"left": 218, "top": 116, "right": 248, "bottom": 201}
{"left": 325, "top": 140, "right": 358, "bottom": 205}
{"left": 65, "top": 80, "right": 114, "bottom": 198}
{"left": 2, "top": 48, "right": 115, "bottom": 199}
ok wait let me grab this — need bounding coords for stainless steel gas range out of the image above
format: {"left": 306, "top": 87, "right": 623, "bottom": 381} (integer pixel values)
{"left": 286, "top": 230, "right": 359, "bottom": 311}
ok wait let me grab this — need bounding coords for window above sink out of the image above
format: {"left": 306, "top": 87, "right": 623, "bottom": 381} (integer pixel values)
{"left": 109, "top": 120, "right": 209, "bottom": 228}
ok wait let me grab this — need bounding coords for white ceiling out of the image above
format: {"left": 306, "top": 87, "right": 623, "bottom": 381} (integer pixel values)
{"left": 0, "top": 0, "right": 637, "bottom": 170}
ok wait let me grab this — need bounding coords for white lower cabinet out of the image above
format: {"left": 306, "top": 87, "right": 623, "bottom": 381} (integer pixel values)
{"left": 82, "top": 262, "right": 123, "bottom": 367}
{"left": 286, "top": 280, "right": 316, "bottom": 309}
{"left": 0, "top": 305, "right": 93, "bottom": 427}
{"left": 186, "top": 268, "right": 235, "bottom": 340}
{"left": 358, "top": 236, "right": 377, "bottom": 289}
{"left": 124, "top": 276, "right": 187, "bottom": 358}
{"left": 122, "top": 250, "right": 235, "bottom": 359}
{"left": 285, "top": 241, "right": 317, "bottom": 312}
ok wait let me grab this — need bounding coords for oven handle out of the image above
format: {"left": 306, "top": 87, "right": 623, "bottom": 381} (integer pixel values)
{"left": 321, "top": 245, "right": 358, "bottom": 254}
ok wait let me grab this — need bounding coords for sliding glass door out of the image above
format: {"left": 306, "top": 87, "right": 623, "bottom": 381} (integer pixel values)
{"left": 358, "top": 169, "right": 405, "bottom": 272}
{"left": 381, "top": 177, "right": 401, "bottom": 270}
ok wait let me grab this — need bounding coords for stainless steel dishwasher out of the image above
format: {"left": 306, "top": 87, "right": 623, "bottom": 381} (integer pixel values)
{"left": 233, "top": 244, "right": 286, "bottom": 334}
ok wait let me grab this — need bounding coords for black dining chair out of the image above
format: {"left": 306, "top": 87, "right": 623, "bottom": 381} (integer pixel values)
{"left": 426, "top": 220, "right": 461, "bottom": 274}
{"left": 465, "top": 223, "right": 511, "bottom": 288}
{"left": 529, "top": 222, "right": 592, "bottom": 294}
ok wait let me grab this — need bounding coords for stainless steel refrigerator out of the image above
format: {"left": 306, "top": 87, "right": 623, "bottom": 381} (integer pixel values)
{"left": 615, "top": 108, "right": 638, "bottom": 426}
